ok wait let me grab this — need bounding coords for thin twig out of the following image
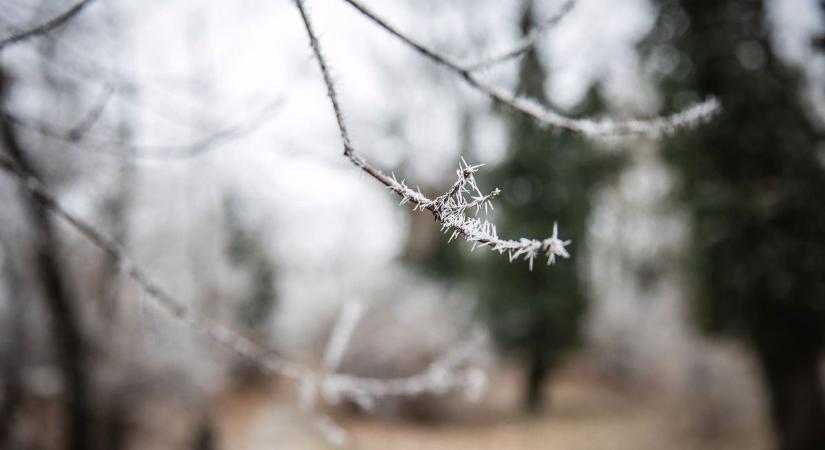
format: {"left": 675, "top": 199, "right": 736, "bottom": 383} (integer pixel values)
{"left": 65, "top": 82, "right": 113, "bottom": 141}
{"left": 322, "top": 301, "right": 365, "bottom": 372}
{"left": 463, "top": 0, "right": 575, "bottom": 72}
{"left": 339, "top": 0, "right": 720, "bottom": 137}
{"left": 0, "top": 97, "right": 285, "bottom": 159}
{"left": 0, "top": 0, "right": 96, "bottom": 51}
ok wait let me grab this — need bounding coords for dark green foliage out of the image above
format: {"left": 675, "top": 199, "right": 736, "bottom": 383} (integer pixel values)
{"left": 419, "top": 0, "right": 623, "bottom": 411}
{"left": 475, "top": 79, "right": 621, "bottom": 411}
{"left": 650, "top": 1, "right": 825, "bottom": 448}
{"left": 223, "top": 195, "right": 278, "bottom": 330}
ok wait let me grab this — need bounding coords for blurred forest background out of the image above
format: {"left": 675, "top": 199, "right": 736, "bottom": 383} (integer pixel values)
{"left": 1, "top": 0, "right": 824, "bottom": 449}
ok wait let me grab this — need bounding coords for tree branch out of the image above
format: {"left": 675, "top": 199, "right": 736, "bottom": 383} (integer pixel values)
{"left": 0, "top": 153, "right": 309, "bottom": 380}
{"left": 0, "top": 0, "right": 96, "bottom": 51}
{"left": 339, "top": 0, "right": 720, "bottom": 137}
{"left": 1, "top": 70, "right": 91, "bottom": 450}
{"left": 463, "top": 0, "right": 575, "bottom": 72}
{"left": 294, "top": 0, "right": 570, "bottom": 269}
{"left": 0, "top": 97, "right": 284, "bottom": 159}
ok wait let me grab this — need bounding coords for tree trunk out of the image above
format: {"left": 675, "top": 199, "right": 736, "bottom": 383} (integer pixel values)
{"left": 524, "top": 351, "right": 549, "bottom": 413}
{"left": 0, "top": 240, "right": 25, "bottom": 447}
{"left": 1, "top": 67, "right": 93, "bottom": 450}
{"left": 751, "top": 313, "right": 825, "bottom": 450}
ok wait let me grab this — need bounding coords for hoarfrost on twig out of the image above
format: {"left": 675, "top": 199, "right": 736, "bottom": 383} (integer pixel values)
{"left": 387, "top": 159, "right": 571, "bottom": 270}
{"left": 294, "top": 0, "right": 571, "bottom": 269}
{"left": 339, "top": 0, "right": 721, "bottom": 137}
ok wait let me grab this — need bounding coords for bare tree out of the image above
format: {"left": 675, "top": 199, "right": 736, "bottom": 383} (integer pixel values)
{"left": 0, "top": 66, "right": 92, "bottom": 450}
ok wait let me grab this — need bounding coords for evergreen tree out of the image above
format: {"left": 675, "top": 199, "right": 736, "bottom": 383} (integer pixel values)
{"left": 650, "top": 1, "right": 825, "bottom": 448}
{"left": 416, "top": 0, "right": 622, "bottom": 411}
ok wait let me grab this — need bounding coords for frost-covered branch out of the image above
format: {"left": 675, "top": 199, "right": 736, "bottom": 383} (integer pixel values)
{"left": 0, "top": 154, "right": 489, "bottom": 447}
{"left": 322, "top": 301, "right": 365, "bottom": 372}
{"left": 463, "top": 0, "right": 575, "bottom": 72}
{"left": 0, "top": 0, "right": 96, "bottom": 51}
{"left": 320, "top": 326, "right": 488, "bottom": 408}
{"left": 339, "top": 0, "right": 720, "bottom": 137}
{"left": 312, "top": 314, "right": 487, "bottom": 446}
{"left": 389, "top": 159, "right": 571, "bottom": 269}
{"left": 294, "top": 0, "right": 570, "bottom": 269}
{"left": 0, "top": 154, "right": 309, "bottom": 381}
{"left": 297, "top": 302, "right": 488, "bottom": 446}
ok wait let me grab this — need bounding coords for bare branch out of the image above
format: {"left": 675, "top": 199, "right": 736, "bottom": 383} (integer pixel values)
{"left": 0, "top": 0, "right": 96, "bottom": 51}
{"left": 339, "top": 0, "right": 720, "bottom": 137}
{"left": 65, "top": 82, "right": 113, "bottom": 141}
{"left": 322, "top": 300, "right": 365, "bottom": 372}
{"left": 463, "top": 0, "right": 575, "bottom": 72}
{"left": 0, "top": 153, "right": 489, "bottom": 446}
{"left": 0, "top": 154, "right": 309, "bottom": 380}
{"left": 321, "top": 327, "right": 488, "bottom": 405}
{"left": 0, "top": 97, "right": 285, "bottom": 159}
{"left": 293, "top": 0, "right": 570, "bottom": 269}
